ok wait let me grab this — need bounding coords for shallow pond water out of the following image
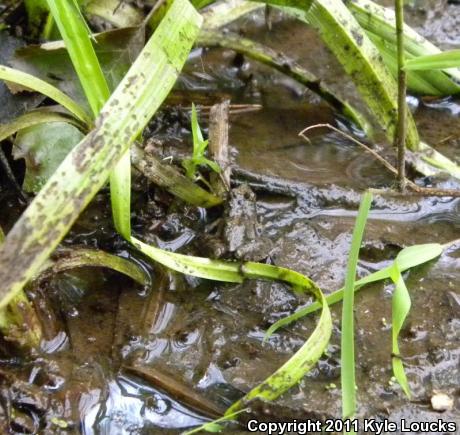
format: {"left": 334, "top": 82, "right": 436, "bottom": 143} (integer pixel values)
{"left": 0, "top": 3, "right": 459, "bottom": 434}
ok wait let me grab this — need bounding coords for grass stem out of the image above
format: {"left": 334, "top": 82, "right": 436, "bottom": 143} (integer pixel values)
{"left": 395, "top": 0, "right": 407, "bottom": 192}
{"left": 341, "top": 191, "right": 372, "bottom": 426}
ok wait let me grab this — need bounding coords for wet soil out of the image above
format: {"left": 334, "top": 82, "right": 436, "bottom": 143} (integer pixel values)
{"left": 0, "top": 3, "right": 459, "bottom": 434}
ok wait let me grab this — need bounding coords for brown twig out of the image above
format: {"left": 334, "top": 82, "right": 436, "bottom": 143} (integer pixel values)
{"left": 123, "top": 365, "right": 224, "bottom": 419}
{"left": 208, "top": 100, "right": 231, "bottom": 195}
{"left": 299, "top": 124, "right": 460, "bottom": 197}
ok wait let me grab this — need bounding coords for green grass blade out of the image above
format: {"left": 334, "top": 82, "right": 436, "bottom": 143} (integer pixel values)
{"left": 258, "top": 0, "right": 420, "bottom": 152}
{"left": 36, "top": 247, "right": 150, "bottom": 286}
{"left": 367, "top": 33, "right": 449, "bottom": 96}
{"left": 45, "top": 0, "right": 132, "bottom": 239}
{"left": 45, "top": 0, "right": 110, "bottom": 115}
{"left": 341, "top": 191, "right": 372, "bottom": 422}
{"left": 405, "top": 50, "right": 460, "bottom": 71}
{"left": 110, "top": 153, "right": 132, "bottom": 239}
{"left": 265, "top": 243, "right": 443, "bottom": 338}
{"left": 132, "top": 237, "right": 245, "bottom": 283}
{"left": 388, "top": 262, "right": 411, "bottom": 397}
{"left": 0, "top": 0, "right": 203, "bottom": 309}
{"left": 0, "top": 110, "right": 84, "bottom": 142}
{"left": 348, "top": 0, "right": 460, "bottom": 82}
{"left": 131, "top": 237, "right": 332, "bottom": 417}
{"left": 0, "top": 65, "right": 91, "bottom": 125}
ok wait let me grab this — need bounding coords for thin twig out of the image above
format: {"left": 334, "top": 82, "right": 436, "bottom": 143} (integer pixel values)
{"left": 299, "top": 124, "right": 460, "bottom": 197}
{"left": 395, "top": 0, "right": 407, "bottom": 192}
{"left": 300, "top": 123, "right": 401, "bottom": 180}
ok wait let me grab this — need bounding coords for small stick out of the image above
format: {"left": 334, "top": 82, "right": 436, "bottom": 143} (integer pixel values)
{"left": 208, "top": 100, "right": 231, "bottom": 194}
{"left": 300, "top": 124, "right": 401, "bottom": 181}
{"left": 395, "top": 0, "right": 407, "bottom": 192}
{"left": 124, "top": 365, "right": 224, "bottom": 419}
{"left": 300, "top": 124, "right": 460, "bottom": 197}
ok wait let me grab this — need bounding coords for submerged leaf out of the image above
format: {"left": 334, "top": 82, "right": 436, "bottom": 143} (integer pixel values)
{"left": 0, "top": 110, "right": 83, "bottom": 143}
{"left": 13, "top": 122, "right": 84, "bottom": 192}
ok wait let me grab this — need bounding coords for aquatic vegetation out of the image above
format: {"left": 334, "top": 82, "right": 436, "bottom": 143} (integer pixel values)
{"left": 0, "top": 0, "right": 458, "bottom": 432}
{"left": 182, "top": 103, "right": 221, "bottom": 180}
{"left": 405, "top": 49, "right": 460, "bottom": 71}
{"left": 341, "top": 191, "right": 372, "bottom": 424}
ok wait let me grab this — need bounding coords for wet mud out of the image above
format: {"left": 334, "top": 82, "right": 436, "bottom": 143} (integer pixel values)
{"left": 0, "top": 2, "right": 459, "bottom": 434}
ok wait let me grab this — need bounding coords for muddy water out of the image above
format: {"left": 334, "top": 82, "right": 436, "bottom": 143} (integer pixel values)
{"left": 1, "top": 5, "right": 460, "bottom": 435}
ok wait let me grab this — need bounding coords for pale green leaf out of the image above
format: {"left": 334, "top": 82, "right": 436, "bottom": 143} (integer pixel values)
{"left": 348, "top": 0, "right": 460, "bottom": 82}
{"left": 46, "top": 0, "right": 110, "bottom": 116}
{"left": 389, "top": 263, "right": 411, "bottom": 397}
{"left": 341, "top": 191, "right": 372, "bottom": 421}
{"left": 0, "top": 110, "right": 83, "bottom": 143}
{"left": 0, "top": 65, "right": 91, "bottom": 125}
{"left": 405, "top": 50, "right": 460, "bottom": 71}
{"left": 265, "top": 243, "right": 443, "bottom": 338}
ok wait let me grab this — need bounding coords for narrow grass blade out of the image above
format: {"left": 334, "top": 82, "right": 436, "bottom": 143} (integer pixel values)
{"left": 265, "top": 243, "right": 443, "bottom": 337}
{"left": 0, "top": 65, "right": 91, "bottom": 125}
{"left": 257, "top": 0, "right": 420, "bottom": 152}
{"left": 388, "top": 263, "right": 411, "bottom": 397}
{"left": 341, "top": 191, "right": 372, "bottom": 422}
{"left": 0, "top": 0, "right": 203, "bottom": 308}
{"left": 35, "top": 248, "right": 150, "bottom": 286}
{"left": 45, "top": 0, "right": 133, "bottom": 238}
{"left": 45, "top": 0, "right": 110, "bottom": 116}
{"left": 110, "top": 153, "right": 132, "bottom": 240}
{"left": 367, "top": 33, "right": 451, "bottom": 96}
{"left": 405, "top": 50, "right": 460, "bottom": 71}
{"left": 134, "top": 235, "right": 331, "bottom": 416}
{"left": 0, "top": 110, "right": 83, "bottom": 143}
{"left": 348, "top": 0, "right": 460, "bottom": 82}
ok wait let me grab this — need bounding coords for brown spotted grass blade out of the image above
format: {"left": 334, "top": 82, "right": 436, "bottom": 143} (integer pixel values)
{"left": 0, "top": 0, "right": 203, "bottom": 308}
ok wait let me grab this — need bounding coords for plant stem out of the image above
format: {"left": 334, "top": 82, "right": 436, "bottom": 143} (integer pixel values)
{"left": 395, "top": 0, "right": 407, "bottom": 192}
{"left": 341, "top": 191, "right": 372, "bottom": 424}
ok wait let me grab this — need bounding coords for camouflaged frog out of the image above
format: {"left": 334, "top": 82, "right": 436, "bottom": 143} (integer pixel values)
{"left": 224, "top": 184, "right": 272, "bottom": 261}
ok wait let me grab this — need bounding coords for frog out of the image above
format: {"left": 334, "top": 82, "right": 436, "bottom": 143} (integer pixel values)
{"left": 223, "top": 184, "right": 273, "bottom": 262}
